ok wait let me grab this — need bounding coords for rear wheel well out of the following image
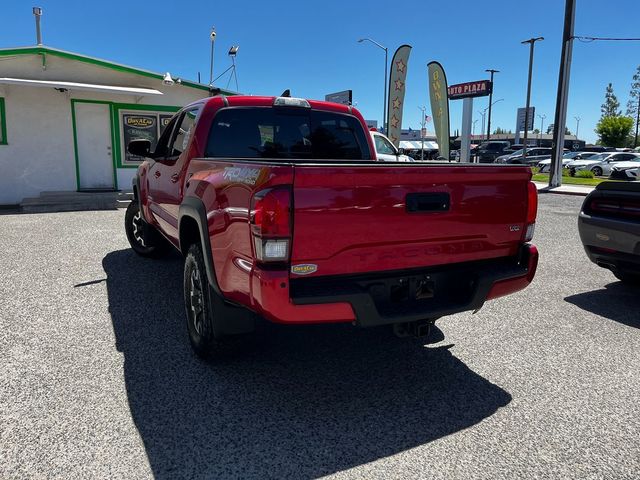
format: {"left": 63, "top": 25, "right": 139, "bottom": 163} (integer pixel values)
{"left": 179, "top": 216, "right": 201, "bottom": 256}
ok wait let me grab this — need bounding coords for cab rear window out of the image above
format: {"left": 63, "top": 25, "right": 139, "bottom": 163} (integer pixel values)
{"left": 205, "top": 107, "right": 368, "bottom": 160}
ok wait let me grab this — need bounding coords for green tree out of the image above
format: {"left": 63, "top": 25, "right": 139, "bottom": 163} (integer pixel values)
{"left": 626, "top": 65, "right": 640, "bottom": 135}
{"left": 595, "top": 116, "right": 634, "bottom": 147}
{"left": 493, "top": 127, "right": 506, "bottom": 134}
{"left": 601, "top": 83, "right": 621, "bottom": 118}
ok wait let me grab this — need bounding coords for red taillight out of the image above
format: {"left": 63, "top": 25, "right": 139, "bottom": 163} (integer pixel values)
{"left": 527, "top": 182, "right": 538, "bottom": 224}
{"left": 250, "top": 187, "right": 291, "bottom": 262}
{"left": 523, "top": 182, "right": 538, "bottom": 242}
{"left": 589, "top": 198, "right": 640, "bottom": 220}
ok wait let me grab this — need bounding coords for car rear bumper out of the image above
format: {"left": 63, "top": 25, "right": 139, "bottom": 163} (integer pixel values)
{"left": 249, "top": 244, "right": 538, "bottom": 326}
{"left": 578, "top": 211, "right": 640, "bottom": 275}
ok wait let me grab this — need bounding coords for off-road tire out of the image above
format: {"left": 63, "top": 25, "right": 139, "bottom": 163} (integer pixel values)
{"left": 183, "top": 243, "right": 255, "bottom": 359}
{"left": 124, "top": 201, "right": 169, "bottom": 257}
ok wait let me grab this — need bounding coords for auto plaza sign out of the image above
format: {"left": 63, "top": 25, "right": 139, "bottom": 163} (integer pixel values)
{"left": 447, "top": 80, "right": 492, "bottom": 100}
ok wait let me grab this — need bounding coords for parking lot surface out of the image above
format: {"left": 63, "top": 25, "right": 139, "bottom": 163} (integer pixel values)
{"left": 1, "top": 194, "right": 639, "bottom": 479}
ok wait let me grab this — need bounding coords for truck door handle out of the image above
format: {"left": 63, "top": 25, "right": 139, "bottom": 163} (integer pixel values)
{"left": 154, "top": 171, "right": 161, "bottom": 178}
{"left": 170, "top": 173, "right": 180, "bottom": 183}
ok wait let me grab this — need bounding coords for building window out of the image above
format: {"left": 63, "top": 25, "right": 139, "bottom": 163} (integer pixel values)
{"left": 119, "top": 110, "right": 177, "bottom": 165}
{"left": 0, "top": 98, "right": 7, "bottom": 145}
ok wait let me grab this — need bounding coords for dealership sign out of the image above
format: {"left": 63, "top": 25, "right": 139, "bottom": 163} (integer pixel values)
{"left": 447, "top": 80, "right": 492, "bottom": 100}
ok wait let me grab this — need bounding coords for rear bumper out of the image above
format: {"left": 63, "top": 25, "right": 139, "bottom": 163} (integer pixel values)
{"left": 249, "top": 244, "right": 538, "bottom": 326}
{"left": 578, "top": 211, "right": 640, "bottom": 275}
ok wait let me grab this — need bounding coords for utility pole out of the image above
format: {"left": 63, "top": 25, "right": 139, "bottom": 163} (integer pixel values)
{"left": 485, "top": 69, "right": 499, "bottom": 141}
{"left": 574, "top": 116, "right": 580, "bottom": 139}
{"left": 521, "top": 37, "right": 544, "bottom": 158}
{"left": 550, "top": 0, "right": 576, "bottom": 187}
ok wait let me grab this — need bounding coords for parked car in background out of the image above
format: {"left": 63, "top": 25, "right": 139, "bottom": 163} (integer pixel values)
{"left": 495, "top": 147, "right": 554, "bottom": 165}
{"left": 371, "top": 131, "right": 414, "bottom": 162}
{"left": 609, "top": 161, "right": 640, "bottom": 180}
{"left": 537, "top": 151, "right": 599, "bottom": 173}
{"left": 571, "top": 152, "right": 640, "bottom": 177}
{"left": 476, "top": 141, "right": 512, "bottom": 163}
{"left": 578, "top": 181, "right": 640, "bottom": 284}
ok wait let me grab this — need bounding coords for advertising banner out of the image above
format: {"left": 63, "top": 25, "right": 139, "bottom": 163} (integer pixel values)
{"left": 427, "top": 61, "right": 451, "bottom": 160}
{"left": 387, "top": 45, "right": 412, "bottom": 146}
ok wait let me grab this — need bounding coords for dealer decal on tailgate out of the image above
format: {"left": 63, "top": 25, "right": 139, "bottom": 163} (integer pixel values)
{"left": 291, "top": 264, "right": 318, "bottom": 275}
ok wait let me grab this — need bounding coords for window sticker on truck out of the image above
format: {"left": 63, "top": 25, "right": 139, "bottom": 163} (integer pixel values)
{"left": 222, "top": 166, "right": 262, "bottom": 185}
{"left": 291, "top": 264, "right": 318, "bottom": 275}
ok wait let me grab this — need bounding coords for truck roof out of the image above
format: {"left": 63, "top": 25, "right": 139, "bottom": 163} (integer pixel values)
{"left": 190, "top": 95, "right": 355, "bottom": 115}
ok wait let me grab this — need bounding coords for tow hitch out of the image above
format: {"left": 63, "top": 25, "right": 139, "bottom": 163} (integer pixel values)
{"left": 393, "top": 319, "right": 433, "bottom": 338}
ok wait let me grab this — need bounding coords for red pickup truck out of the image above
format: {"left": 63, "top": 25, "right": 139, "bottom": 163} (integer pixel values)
{"left": 125, "top": 95, "right": 539, "bottom": 358}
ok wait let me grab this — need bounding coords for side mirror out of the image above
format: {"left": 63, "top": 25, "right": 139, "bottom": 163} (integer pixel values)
{"left": 397, "top": 148, "right": 405, "bottom": 155}
{"left": 128, "top": 139, "right": 152, "bottom": 158}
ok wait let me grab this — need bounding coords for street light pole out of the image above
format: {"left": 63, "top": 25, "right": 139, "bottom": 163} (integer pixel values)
{"left": 478, "top": 110, "right": 486, "bottom": 138}
{"left": 358, "top": 38, "right": 388, "bottom": 133}
{"left": 209, "top": 27, "right": 216, "bottom": 86}
{"left": 485, "top": 69, "right": 499, "bottom": 141}
{"left": 521, "top": 37, "right": 544, "bottom": 158}
{"left": 537, "top": 114, "right": 546, "bottom": 145}
{"left": 418, "top": 106, "right": 427, "bottom": 160}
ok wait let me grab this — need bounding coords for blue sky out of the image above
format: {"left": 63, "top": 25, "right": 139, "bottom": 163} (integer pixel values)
{"left": 3, "top": 0, "right": 639, "bottom": 143}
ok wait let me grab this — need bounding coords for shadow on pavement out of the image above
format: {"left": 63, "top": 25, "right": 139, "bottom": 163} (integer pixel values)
{"left": 103, "top": 248, "right": 511, "bottom": 479}
{"left": 565, "top": 281, "right": 640, "bottom": 329}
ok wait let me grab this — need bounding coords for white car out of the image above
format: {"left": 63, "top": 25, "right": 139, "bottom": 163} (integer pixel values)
{"left": 537, "top": 152, "right": 599, "bottom": 173}
{"left": 609, "top": 161, "right": 640, "bottom": 180}
{"left": 370, "top": 131, "right": 413, "bottom": 162}
{"left": 570, "top": 152, "right": 640, "bottom": 176}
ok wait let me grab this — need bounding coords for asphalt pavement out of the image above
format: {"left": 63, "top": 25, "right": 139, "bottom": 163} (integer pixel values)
{"left": 1, "top": 194, "right": 639, "bottom": 479}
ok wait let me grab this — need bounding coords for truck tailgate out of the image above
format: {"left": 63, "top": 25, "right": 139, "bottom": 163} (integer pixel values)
{"left": 290, "top": 165, "right": 532, "bottom": 277}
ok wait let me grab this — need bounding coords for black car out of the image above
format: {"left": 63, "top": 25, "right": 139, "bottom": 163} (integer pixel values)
{"left": 578, "top": 181, "right": 640, "bottom": 284}
{"left": 475, "top": 141, "right": 512, "bottom": 163}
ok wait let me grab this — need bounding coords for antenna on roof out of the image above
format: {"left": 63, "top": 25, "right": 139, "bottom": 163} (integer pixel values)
{"left": 280, "top": 89, "right": 291, "bottom": 97}
{"left": 33, "top": 7, "right": 43, "bottom": 45}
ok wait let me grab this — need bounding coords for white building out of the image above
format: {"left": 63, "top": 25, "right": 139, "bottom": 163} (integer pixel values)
{"left": 0, "top": 45, "right": 233, "bottom": 206}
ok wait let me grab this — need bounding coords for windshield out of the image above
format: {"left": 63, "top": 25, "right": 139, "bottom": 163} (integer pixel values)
{"left": 587, "top": 154, "right": 607, "bottom": 161}
{"left": 206, "top": 107, "right": 369, "bottom": 160}
{"left": 509, "top": 149, "right": 524, "bottom": 156}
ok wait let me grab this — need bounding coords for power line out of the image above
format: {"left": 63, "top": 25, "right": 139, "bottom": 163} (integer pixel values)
{"left": 572, "top": 36, "right": 640, "bottom": 42}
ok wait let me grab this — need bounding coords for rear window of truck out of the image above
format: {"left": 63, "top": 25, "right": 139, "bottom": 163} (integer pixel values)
{"left": 205, "top": 107, "right": 368, "bottom": 160}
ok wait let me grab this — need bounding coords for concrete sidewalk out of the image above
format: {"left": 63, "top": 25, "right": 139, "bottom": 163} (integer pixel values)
{"left": 533, "top": 182, "right": 594, "bottom": 197}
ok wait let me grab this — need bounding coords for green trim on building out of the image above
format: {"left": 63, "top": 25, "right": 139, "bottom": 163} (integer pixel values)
{"left": 0, "top": 97, "right": 7, "bottom": 145}
{"left": 111, "top": 103, "right": 180, "bottom": 169}
{"left": 0, "top": 46, "right": 237, "bottom": 95}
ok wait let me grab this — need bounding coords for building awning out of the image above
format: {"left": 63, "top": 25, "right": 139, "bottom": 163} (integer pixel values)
{"left": 0, "top": 77, "right": 163, "bottom": 96}
{"left": 400, "top": 140, "right": 439, "bottom": 150}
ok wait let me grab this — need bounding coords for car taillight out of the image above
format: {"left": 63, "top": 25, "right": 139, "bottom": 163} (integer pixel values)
{"left": 250, "top": 186, "right": 292, "bottom": 262}
{"left": 524, "top": 182, "right": 537, "bottom": 242}
{"left": 589, "top": 197, "right": 640, "bottom": 220}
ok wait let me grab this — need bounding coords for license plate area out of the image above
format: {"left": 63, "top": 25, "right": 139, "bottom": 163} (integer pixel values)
{"left": 367, "top": 272, "right": 475, "bottom": 317}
